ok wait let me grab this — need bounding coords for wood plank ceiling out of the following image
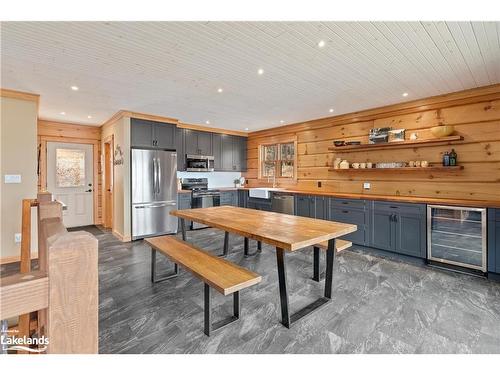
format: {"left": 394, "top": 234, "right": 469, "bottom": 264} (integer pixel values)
{"left": 1, "top": 22, "right": 499, "bottom": 130}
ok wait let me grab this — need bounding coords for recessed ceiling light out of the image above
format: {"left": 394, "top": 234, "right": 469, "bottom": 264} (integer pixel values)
{"left": 318, "top": 40, "right": 326, "bottom": 48}
{"left": 402, "top": 92, "right": 409, "bottom": 97}
{"left": 244, "top": 127, "right": 249, "bottom": 131}
{"left": 60, "top": 111, "right": 66, "bottom": 115}
{"left": 70, "top": 86, "right": 79, "bottom": 91}
{"left": 217, "top": 88, "right": 223, "bottom": 93}
{"left": 206, "top": 120, "right": 210, "bottom": 125}
{"left": 329, "top": 108, "right": 334, "bottom": 113}
{"left": 258, "top": 68, "right": 264, "bottom": 75}
{"left": 87, "top": 115, "right": 92, "bottom": 119}
{"left": 280, "top": 120, "right": 284, "bottom": 124}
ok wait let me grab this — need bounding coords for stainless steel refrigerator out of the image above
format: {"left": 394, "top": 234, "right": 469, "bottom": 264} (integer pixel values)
{"left": 132, "top": 149, "right": 178, "bottom": 240}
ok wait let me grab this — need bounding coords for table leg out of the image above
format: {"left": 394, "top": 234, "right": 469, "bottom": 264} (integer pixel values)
{"left": 324, "top": 238, "right": 336, "bottom": 299}
{"left": 180, "top": 218, "right": 186, "bottom": 241}
{"left": 276, "top": 247, "right": 290, "bottom": 327}
{"left": 220, "top": 231, "right": 229, "bottom": 257}
{"left": 275, "top": 240, "right": 335, "bottom": 328}
{"left": 312, "top": 246, "right": 320, "bottom": 282}
{"left": 244, "top": 237, "right": 261, "bottom": 258}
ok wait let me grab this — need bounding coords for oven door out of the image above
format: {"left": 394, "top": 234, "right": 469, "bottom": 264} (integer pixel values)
{"left": 191, "top": 194, "right": 220, "bottom": 229}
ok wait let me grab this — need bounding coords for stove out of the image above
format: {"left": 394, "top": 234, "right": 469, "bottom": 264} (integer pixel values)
{"left": 180, "top": 178, "right": 220, "bottom": 229}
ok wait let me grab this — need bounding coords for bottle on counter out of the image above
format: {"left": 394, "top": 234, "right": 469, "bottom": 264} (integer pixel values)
{"left": 443, "top": 151, "right": 450, "bottom": 166}
{"left": 449, "top": 149, "right": 457, "bottom": 166}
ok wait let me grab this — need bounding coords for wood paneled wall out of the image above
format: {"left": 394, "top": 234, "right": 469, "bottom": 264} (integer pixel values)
{"left": 37, "top": 120, "right": 102, "bottom": 224}
{"left": 245, "top": 84, "right": 500, "bottom": 203}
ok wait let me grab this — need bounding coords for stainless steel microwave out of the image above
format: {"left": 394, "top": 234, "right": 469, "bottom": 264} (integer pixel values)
{"left": 185, "top": 155, "right": 215, "bottom": 172}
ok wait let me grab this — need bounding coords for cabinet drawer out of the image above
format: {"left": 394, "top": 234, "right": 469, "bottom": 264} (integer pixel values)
{"left": 330, "top": 208, "right": 366, "bottom": 226}
{"left": 331, "top": 198, "right": 366, "bottom": 210}
{"left": 372, "top": 201, "right": 425, "bottom": 215}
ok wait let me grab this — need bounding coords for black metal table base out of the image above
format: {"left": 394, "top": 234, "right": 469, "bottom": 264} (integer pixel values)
{"left": 219, "top": 231, "right": 229, "bottom": 258}
{"left": 244, "top": 238, "right": 262, "bottom": 258}
{"left": 151, "top": 249, "right": 178, "bottom": 283}
{"left": 204, "top": 283, "right": 240, "bottom": 336}
{"left": 276, "top": 238, "right": 336, "bottom": 328}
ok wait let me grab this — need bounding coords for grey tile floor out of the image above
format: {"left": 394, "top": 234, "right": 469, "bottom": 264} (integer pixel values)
{"left": 95, "top": 227, "right": 500, "bottom": 354}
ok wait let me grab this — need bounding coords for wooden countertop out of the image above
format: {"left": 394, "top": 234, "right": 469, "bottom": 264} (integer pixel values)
{"left": 235, "top": 187, "right": 500, "bottom": 208}
{"left": 171, "top": 206, "right": 357, "bottom": 251}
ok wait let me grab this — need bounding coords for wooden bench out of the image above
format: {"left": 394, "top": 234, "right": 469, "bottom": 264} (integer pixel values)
{"left": 312, "top": 239, "right": 352, "bottom": 282}
{"left": 145, "top": 236, "right": 262, "bottom": 336}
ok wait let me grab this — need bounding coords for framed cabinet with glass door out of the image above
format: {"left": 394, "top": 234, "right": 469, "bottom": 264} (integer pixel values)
{"left": 258, "top": 137, "right": 297, "bottom": 184}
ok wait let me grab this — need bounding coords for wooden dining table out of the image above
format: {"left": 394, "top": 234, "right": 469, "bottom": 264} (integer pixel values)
{"left": 170, "top": 206, "right": 357, "bottom": 328}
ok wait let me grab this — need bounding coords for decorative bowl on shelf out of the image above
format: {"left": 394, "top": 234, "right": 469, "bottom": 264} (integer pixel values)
{"left": 430, "top": 125, "right": 454, "bottom": 138}
{"left": 333, "top": 140, "right": 345, "bottom": 147}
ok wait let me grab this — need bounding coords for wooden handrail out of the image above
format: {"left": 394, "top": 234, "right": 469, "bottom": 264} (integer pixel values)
{"left": 0, "top": 192, "right": 98, "bottom": 354}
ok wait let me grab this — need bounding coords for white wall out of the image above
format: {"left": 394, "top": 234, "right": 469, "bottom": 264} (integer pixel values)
{"left": 177, "top": 171, "right": 241, "bottom": 188}
{"left": 0, "top": 96, "right": 38, "bottom": 259}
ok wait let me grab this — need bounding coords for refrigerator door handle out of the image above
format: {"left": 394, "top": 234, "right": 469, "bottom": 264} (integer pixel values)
{"left": 157, "top": 157, "right": 162, "bottom": 195}
{"left": 152, "top": 157, "right": 157, "bottom": 196}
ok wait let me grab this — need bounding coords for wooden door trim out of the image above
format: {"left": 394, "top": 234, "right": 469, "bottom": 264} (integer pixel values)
{"left": 40, "top": 136, "right": 100, "bottom": 225}
{"left": 103, "top": 135, "right": 114, "bottom": 229}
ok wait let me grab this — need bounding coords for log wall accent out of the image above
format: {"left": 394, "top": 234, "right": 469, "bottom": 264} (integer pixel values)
{"left": 244, "top": 84, "right": 500, "bottom": 203}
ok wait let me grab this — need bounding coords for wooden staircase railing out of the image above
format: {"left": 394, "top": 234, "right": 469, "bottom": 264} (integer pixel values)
{"left": 0, "top": 192, "right": 98, "bottom": 354}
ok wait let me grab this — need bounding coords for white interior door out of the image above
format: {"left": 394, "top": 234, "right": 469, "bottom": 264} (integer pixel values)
{"left": 47, "top": 142, "right": 94, "bottom": 227}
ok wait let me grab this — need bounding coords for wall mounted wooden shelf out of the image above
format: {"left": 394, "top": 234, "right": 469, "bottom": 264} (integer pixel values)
{"left": 329, "top": 165, "right": 464, "bottom": 172}
{"left": 328, "top": 135, "right": 464, "bottom": 152}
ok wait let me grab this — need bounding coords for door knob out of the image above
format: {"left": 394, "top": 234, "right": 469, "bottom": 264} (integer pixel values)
{"left": 85, "top": 189, "right": 93, "bottom": 192}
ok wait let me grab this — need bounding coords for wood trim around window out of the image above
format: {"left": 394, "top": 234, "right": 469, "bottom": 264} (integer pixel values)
{"left": 257, "top": 135, "right": 298, "bottom": 182}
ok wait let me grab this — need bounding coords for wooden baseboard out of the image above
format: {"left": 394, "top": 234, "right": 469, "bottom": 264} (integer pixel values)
{"left": 0, "top": 252, "right": 38, "bottom": 265}
{"left": 112, "top": 230, "right": 131, "bottom": 242}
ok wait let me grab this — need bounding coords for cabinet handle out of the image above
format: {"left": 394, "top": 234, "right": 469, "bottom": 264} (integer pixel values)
{"left": 390, "top": 206, "right": 398, "bottom": 209}
{"left": 342, "top": 210, "right": 348, "bottom": 214}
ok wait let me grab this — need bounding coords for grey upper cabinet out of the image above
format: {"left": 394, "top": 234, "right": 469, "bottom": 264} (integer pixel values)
{"left": 131, "top": 119, "right": 155, "bottom": 148}
{"left": 155, "top": 122, "right": 176, "bottom": 149}
{"left": 184, "top": 129, "right": 212, "bottom": 156}
{"left": 175, "top": 127, "right": 185, "bottom": 171}
{"left": 131, "top": 118, "right": 176, "bottom": 150}
{"left": 369, "top": 201, "right": 426, "bottom": 258}
{"left": 212, "top": 134, "right": 247, "bottom": 172}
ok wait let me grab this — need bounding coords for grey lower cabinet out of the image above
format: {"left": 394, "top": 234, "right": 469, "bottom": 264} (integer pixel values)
{"left": 488, "top": 209, "right": 500, "bottom": 275}
{"left": 131, "top": 118, "right": 176, "bottom": 150}
{"left": 184, "top": 129, "right": 212, "bottom": 156}
{"left": 330, "top": 198, "right": 369, "bottom": 246}
{"left": 238, "top": 189, "right": 248, "bottom": 208}
{"left": 177, "top": 193, "right": 192, "bottom": 230}
{"left": 212, "top": 133, "right": 247, "bottom": 172}
{"left": 295, "top": 195, "right": 328, "bottom": 220}
{"left": 247, "top": 197, "right": 272, "bottom": 211}
{"left": 296, "top": 195, "right": 315, "bottom": 218}
{"left": 220, "top": 190, "right": 238, "bottom": 206}
{"left": 369, "top": 201, "right": 426, "bottom": 258}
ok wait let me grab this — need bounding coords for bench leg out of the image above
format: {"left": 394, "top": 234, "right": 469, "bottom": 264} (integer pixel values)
{"left": 244, "top": 237, "right": 261, "bottom": 258}
{"left": 204, "top": 283, "right": 240, "bottom": 336}
{"left": 219, "top": 231, "right": 229, "bottom": 258}
{"left": 151, "top": 249, "right": 178, "bottom": 283}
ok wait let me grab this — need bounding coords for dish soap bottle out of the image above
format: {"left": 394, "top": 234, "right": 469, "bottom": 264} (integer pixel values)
{"left": 442, "top": 151, "right": 450, "bottom": 166}
{"left": 449, "top": 149, "right": 457, "bottom": 166}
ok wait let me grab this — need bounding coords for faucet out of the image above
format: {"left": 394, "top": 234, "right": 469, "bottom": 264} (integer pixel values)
{"left": 267, "top": 171, "right": 277, "bottom": 188}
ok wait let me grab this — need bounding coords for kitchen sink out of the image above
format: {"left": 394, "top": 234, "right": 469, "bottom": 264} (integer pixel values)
{"left": 248, "top": 188, "right": 282, "bottom": 199}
